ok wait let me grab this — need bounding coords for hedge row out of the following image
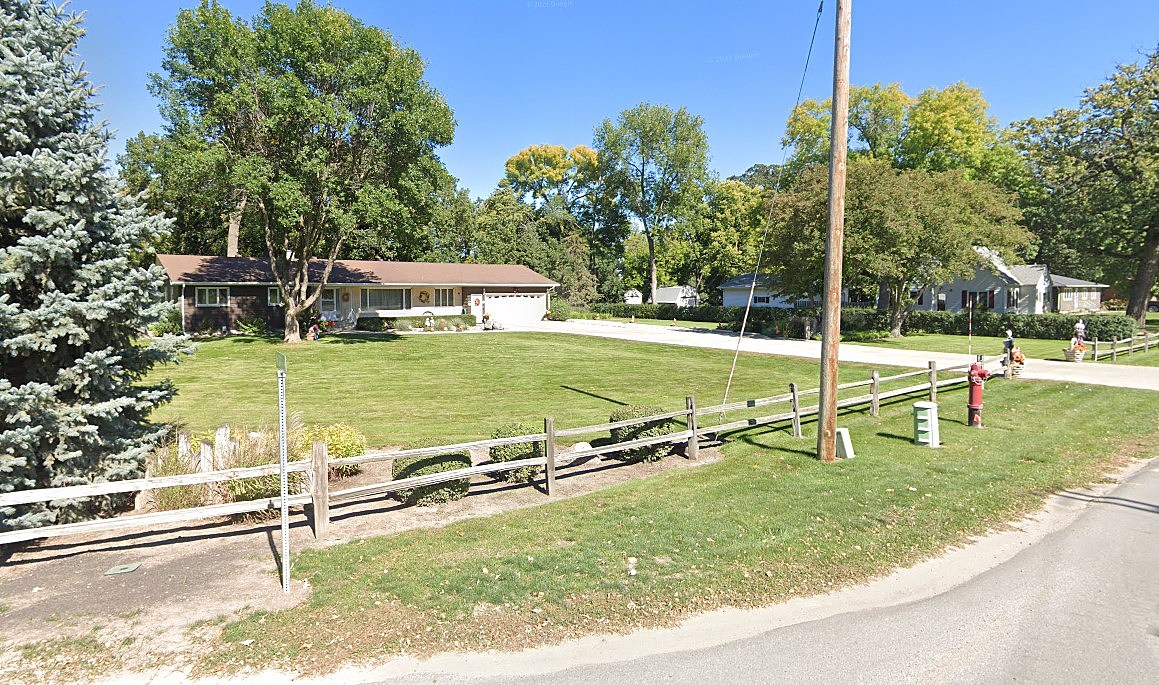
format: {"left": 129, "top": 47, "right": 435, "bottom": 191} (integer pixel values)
{"left": 587, "top": 304, "right": 1136, "bottom": 341}
{"left": 356, "top": 314, "right": 477, "bottom": 332}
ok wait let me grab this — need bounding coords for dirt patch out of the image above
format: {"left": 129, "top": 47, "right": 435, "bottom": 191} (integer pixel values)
{"left": 0, "top": 446, "right": 721, "bottom": 682}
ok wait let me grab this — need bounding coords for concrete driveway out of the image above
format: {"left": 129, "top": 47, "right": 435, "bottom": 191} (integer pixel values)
{"left": 518, "top": 319, "right": 1159, "bottom": 391}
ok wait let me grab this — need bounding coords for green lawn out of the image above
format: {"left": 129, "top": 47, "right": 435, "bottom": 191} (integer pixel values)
{"left": 850, "top": 332, "right": 1159, "bottom": 366}
{"left": 200, "top": 363, "right": 1159, "bottom": 675}
{"left": 139, "top": 331, "right": 1159, "bottom": 676}
{"left": 152, "top": 332, "right": 890, "bottom": 447}
{"left": 599, "top": 316, "right": 719, "bottom": 330}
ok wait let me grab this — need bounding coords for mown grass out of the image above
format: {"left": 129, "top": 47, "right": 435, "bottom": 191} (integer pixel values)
{"left": 850, "top": 331, "right": 1159, "bottom": 366}
{"left": 150, "top": 332, "right": 901, "bottom": 447}
{"left": 196, "top": 368, "right": 1159, "bottom": 676}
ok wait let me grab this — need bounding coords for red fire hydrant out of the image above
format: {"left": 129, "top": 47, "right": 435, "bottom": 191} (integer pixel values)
{"left": 967, "top": 356, "right": 990, "bottom": 428}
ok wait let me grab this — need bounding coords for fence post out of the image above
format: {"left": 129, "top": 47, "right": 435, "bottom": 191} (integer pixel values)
{"left": 198, "top": 440, "right": 213, "bottom": 473}
{"left": 1092, "top": 338, "right": 1099, "bottom": 362}
{"left": 213, "top": 425, "right": 232, "bottom": 469}
{"left": 311, "top": 440, "right": 330, "bottom": 539}
{"left": 1128, "top": 333, "right": 1134, "bottom": 356}
{"left": 870, "top": 370, "right": 880, "bottom": 417}
{"left": 1113, "top": 338, "right": 1118, "bottom": 362}
{"left": 177, "top": 431, "right": 191, "bottom": 461}
{"left": 928, "top": 361, "right": 938, "bottom": 403}
{"left": 685, "top": 396, "right": 699, "bottom": 461}
{"left": 790, "top": 383, "right": 802, "bottom": 438}
{"left": 543, "top": 417, "right": 556, "bottom": 496}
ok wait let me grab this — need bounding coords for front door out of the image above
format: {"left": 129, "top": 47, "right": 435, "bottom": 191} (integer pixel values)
{"left": 469, "top": 292, "right": 485, "bottom": 322}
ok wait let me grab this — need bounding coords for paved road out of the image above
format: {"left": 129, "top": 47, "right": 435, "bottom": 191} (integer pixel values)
{"left": 517, "top": 320, "right": 1159, "bottom": 391}
{"left": 356, "top": 461, "right": 1159, "bottom": 684}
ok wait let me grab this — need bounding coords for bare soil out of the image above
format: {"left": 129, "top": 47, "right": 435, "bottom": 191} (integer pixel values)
{"left": 0, "top": 446, "right": 720, "bottom": 682}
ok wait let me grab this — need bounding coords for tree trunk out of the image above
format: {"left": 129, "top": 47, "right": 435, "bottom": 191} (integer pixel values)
{"left": 876, "top": 279, "right": 891, "bottom": 310}
{"left": 646, "top": 231, "right": 658, "bottom": 304}
{"left": 283, "top": 306, "right": 303, "bottom": 343}
{"left": 888, "top": 283, "right": 905, "bottom": 337}
{"left": 1126, "top": 223, "right": 1159, "bottom": 326}
{"left": 226, "top": 190, "right": 246, "bottom": 257}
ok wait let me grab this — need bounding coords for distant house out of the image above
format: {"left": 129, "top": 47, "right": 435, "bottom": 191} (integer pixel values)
{"left": 717, "top": 273, "right": 846, "bottom": 309}
{"left": 623, "top": 288, "right": 643, "bottom": 305}
{"left": 654, "top": 285, "right": 699, "bottom": 308}
{"left": 911, "top": 248, "right": 1106, "bottom": 314}
{"left": 157, "top": 254, "right": 557, "bottom": 333}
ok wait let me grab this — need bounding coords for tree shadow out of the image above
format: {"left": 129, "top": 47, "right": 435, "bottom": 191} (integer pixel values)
{"left": 560, "top": 385, "right": 628, "bottom": 406}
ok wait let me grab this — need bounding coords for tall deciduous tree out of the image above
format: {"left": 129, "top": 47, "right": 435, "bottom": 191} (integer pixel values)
{"left": 768, "top": 159, "right": 1027, "bottom": 335}
{"left": 1, "top": 0, "right": 184, "bottom": 531}
{"left": 1015, "top": 47, "right": 1159, "bottom": 325}
{"left": 147, "top": 0, "right": 455, "bottom": 341}
{"left": 595, "top": 103, "right": 709, "bottom": 303}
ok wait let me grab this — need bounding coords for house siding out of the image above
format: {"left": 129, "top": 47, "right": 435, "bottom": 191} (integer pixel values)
{"left": 184, "top": 285, "right": 283, "bottom": 333}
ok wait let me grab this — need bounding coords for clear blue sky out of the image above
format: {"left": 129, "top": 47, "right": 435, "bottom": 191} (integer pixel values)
{"left": 71, "top": 0, "right": 1158, "bottom": 200}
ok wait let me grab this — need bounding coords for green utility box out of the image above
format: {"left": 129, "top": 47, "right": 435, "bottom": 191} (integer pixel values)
{"left": 913, "top": 401, "right": 940, "bottom": 448}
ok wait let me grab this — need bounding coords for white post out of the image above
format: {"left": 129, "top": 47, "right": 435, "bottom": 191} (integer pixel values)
{"left": 277, "top": 355, "right": 290, "bottom": 594}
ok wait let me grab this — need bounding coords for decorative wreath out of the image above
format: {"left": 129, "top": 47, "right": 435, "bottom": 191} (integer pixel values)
{"left": 474, "top": 298, "right": 481, "bottom": 306}
{"left": 341, "top": 292, "right": 350, "bottom": 302}
{"left": 417, "top": 290, "right": 430, "bottom": 304}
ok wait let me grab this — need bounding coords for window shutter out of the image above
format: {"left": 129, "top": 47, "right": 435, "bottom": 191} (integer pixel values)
{"left": 961, "top": 291, "right": 967, "bottom": 308}
{"left": 988, "top": 291, "right": 995, "bottom": 309}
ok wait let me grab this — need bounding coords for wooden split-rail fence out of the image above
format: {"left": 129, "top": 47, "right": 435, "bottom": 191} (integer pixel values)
{"left": 0, "top": 357, "right": 1002, "bottom": 547}
{"left": 1089, "top": 331, "right": 1158, "bottom": 362}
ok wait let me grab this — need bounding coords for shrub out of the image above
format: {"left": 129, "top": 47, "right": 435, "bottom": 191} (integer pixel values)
{"left": 489, "top": 423, "right": 542, "bottom": 483}
{"left": 303, "top": 423, "right": 367, "bottom": 478}
{"left": 609, "top": 405, "right": 675, "bottom": 462}
{"left": 148, "top": 309, "right": 183, "bottom": 337}
{"left": 355, "top": 317, "right": 389, "bottom": 332}
{"left": 546, "top": 299, "right": 572, "bottom": 321}
{"left": 842, "top": 329, "right": 891, "bottom": 342}
{"left": 357, "top": 315, "right": 476, "bottom": 332}
{"left": 392, "top": 451, "right": 472, "bottom": 505}
{"left": 223, "top": 429, "right": 308, "bottom": 511}
{"left": 235, "top": 315, "right": 269, "bottom": 336}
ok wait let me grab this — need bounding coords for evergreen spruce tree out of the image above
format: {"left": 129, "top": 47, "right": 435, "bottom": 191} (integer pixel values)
{"left": 1, "top": 0, "right": 184, "bottom": 531}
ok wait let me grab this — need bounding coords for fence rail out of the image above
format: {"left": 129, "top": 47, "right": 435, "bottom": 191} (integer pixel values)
{"left": 0, "top": 356, "right": 1002, "bottom": 548}
{"left": 1090, "top": 331, "right": 1157, "bottom": 362}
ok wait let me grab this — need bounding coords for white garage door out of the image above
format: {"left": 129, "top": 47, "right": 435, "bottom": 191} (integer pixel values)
{"left": 484, "top": 293, "right": 547, "bottom": 326}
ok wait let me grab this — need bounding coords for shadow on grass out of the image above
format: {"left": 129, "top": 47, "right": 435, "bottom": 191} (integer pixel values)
{"left": 561, "top": 385, "right": 628, "bottom": 406}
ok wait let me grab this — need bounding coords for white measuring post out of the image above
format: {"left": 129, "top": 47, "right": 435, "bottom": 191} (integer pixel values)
{"left": 276, "top": 353, "right": 290, "bottom": 594}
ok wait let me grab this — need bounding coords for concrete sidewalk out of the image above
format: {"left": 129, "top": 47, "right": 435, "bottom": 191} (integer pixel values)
{"left": 517, "top": 319, "right": 1159, "bottom": 391}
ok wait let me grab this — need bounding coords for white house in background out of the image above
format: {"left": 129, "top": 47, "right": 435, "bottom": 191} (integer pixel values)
{"left": 717, "top": 273, "right": 847, "bottom": 308}
{"left": 911, "top": 247, "right": 1105, "bottom": 314}
{"left": 654, "top": 285, "right": 699, "bottom": 307}
{"left": 623, "top": 288, "right": 643, "bottom": 304}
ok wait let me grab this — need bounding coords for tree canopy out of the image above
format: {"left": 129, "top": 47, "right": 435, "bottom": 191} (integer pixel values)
{"left": 1015, "top": 46, "right": 1159, "bottom": 324}
{"left": 1, "top": 0, "right": 184, "bottom": 530}
{"left": 137, "top": 0, "right": 455, "bottom": 341}
{"left": 595, "top": 103, "right": 710, "bottom": 303}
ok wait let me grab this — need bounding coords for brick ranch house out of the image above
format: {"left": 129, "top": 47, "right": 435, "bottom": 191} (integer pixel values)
{"left": 157, "top": 254, "right": 558, "bottom": 333}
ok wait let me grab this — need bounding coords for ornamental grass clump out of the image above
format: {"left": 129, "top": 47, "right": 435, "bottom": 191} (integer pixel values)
{"left": 609, "top": 405, "right": 675, "bottom": 462}
{"left": 392, "top": 452, "right": 471, "bottom": 506}
{"left": 488, "top": 423, "right": 542, "bottom": 483}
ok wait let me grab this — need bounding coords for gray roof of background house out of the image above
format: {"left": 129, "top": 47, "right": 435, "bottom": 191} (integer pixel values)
{"left": 1009, "top": 265, "right": 1047, "bottom": 286}
{"left": 717, "top": 273, "right": 775, "bottom": 290}
{"left": 1051, "top": 275, "right": 1108, "bottom": 288}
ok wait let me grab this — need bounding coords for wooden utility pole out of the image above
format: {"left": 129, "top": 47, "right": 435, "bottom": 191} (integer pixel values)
{"left": 817, "top": 0, "right": 851, "bottom": 463}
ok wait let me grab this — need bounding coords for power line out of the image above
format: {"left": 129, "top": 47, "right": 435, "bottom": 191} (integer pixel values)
{"left": 720, "top": 0, "right": 826, "bottom": 414}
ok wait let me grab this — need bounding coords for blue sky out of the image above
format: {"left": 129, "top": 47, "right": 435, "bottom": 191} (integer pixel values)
{"left": 71, "top": 0, "right": 1158, "bottom": 200}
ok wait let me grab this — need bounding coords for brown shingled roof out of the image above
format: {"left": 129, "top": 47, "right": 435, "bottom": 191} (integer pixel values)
{"left": 156, "top": 255, "right": 558, "bottom": 287}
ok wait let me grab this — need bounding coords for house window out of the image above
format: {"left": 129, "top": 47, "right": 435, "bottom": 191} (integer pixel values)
{"left": 360, "top": 288, "right": 411, "bottom": 310}
{"left": 1006, "top": 288, "right": 1019, "bottom": 308}
{"left": 961, "top": 290, "right": 995, "bottom": 310}
{"left": 910, "top": 290, "right": 925, "bottom": 306}
{"left": 268, "top": 288, "right": 283, "bottom": 306}
{"left": 434, "top": 288, "right": 455, "bottom": 307}
{"left": 320, "top": 287, "right": 338, "bottom": 312}
{"left": 753, "top": 295, "right": 770, "bottom": 304}
{"left": 195, "top": 287, "right": 229, "bottom": 307}
{"left": 1062, "top": 291, "right": 1072, "bottom": 301}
